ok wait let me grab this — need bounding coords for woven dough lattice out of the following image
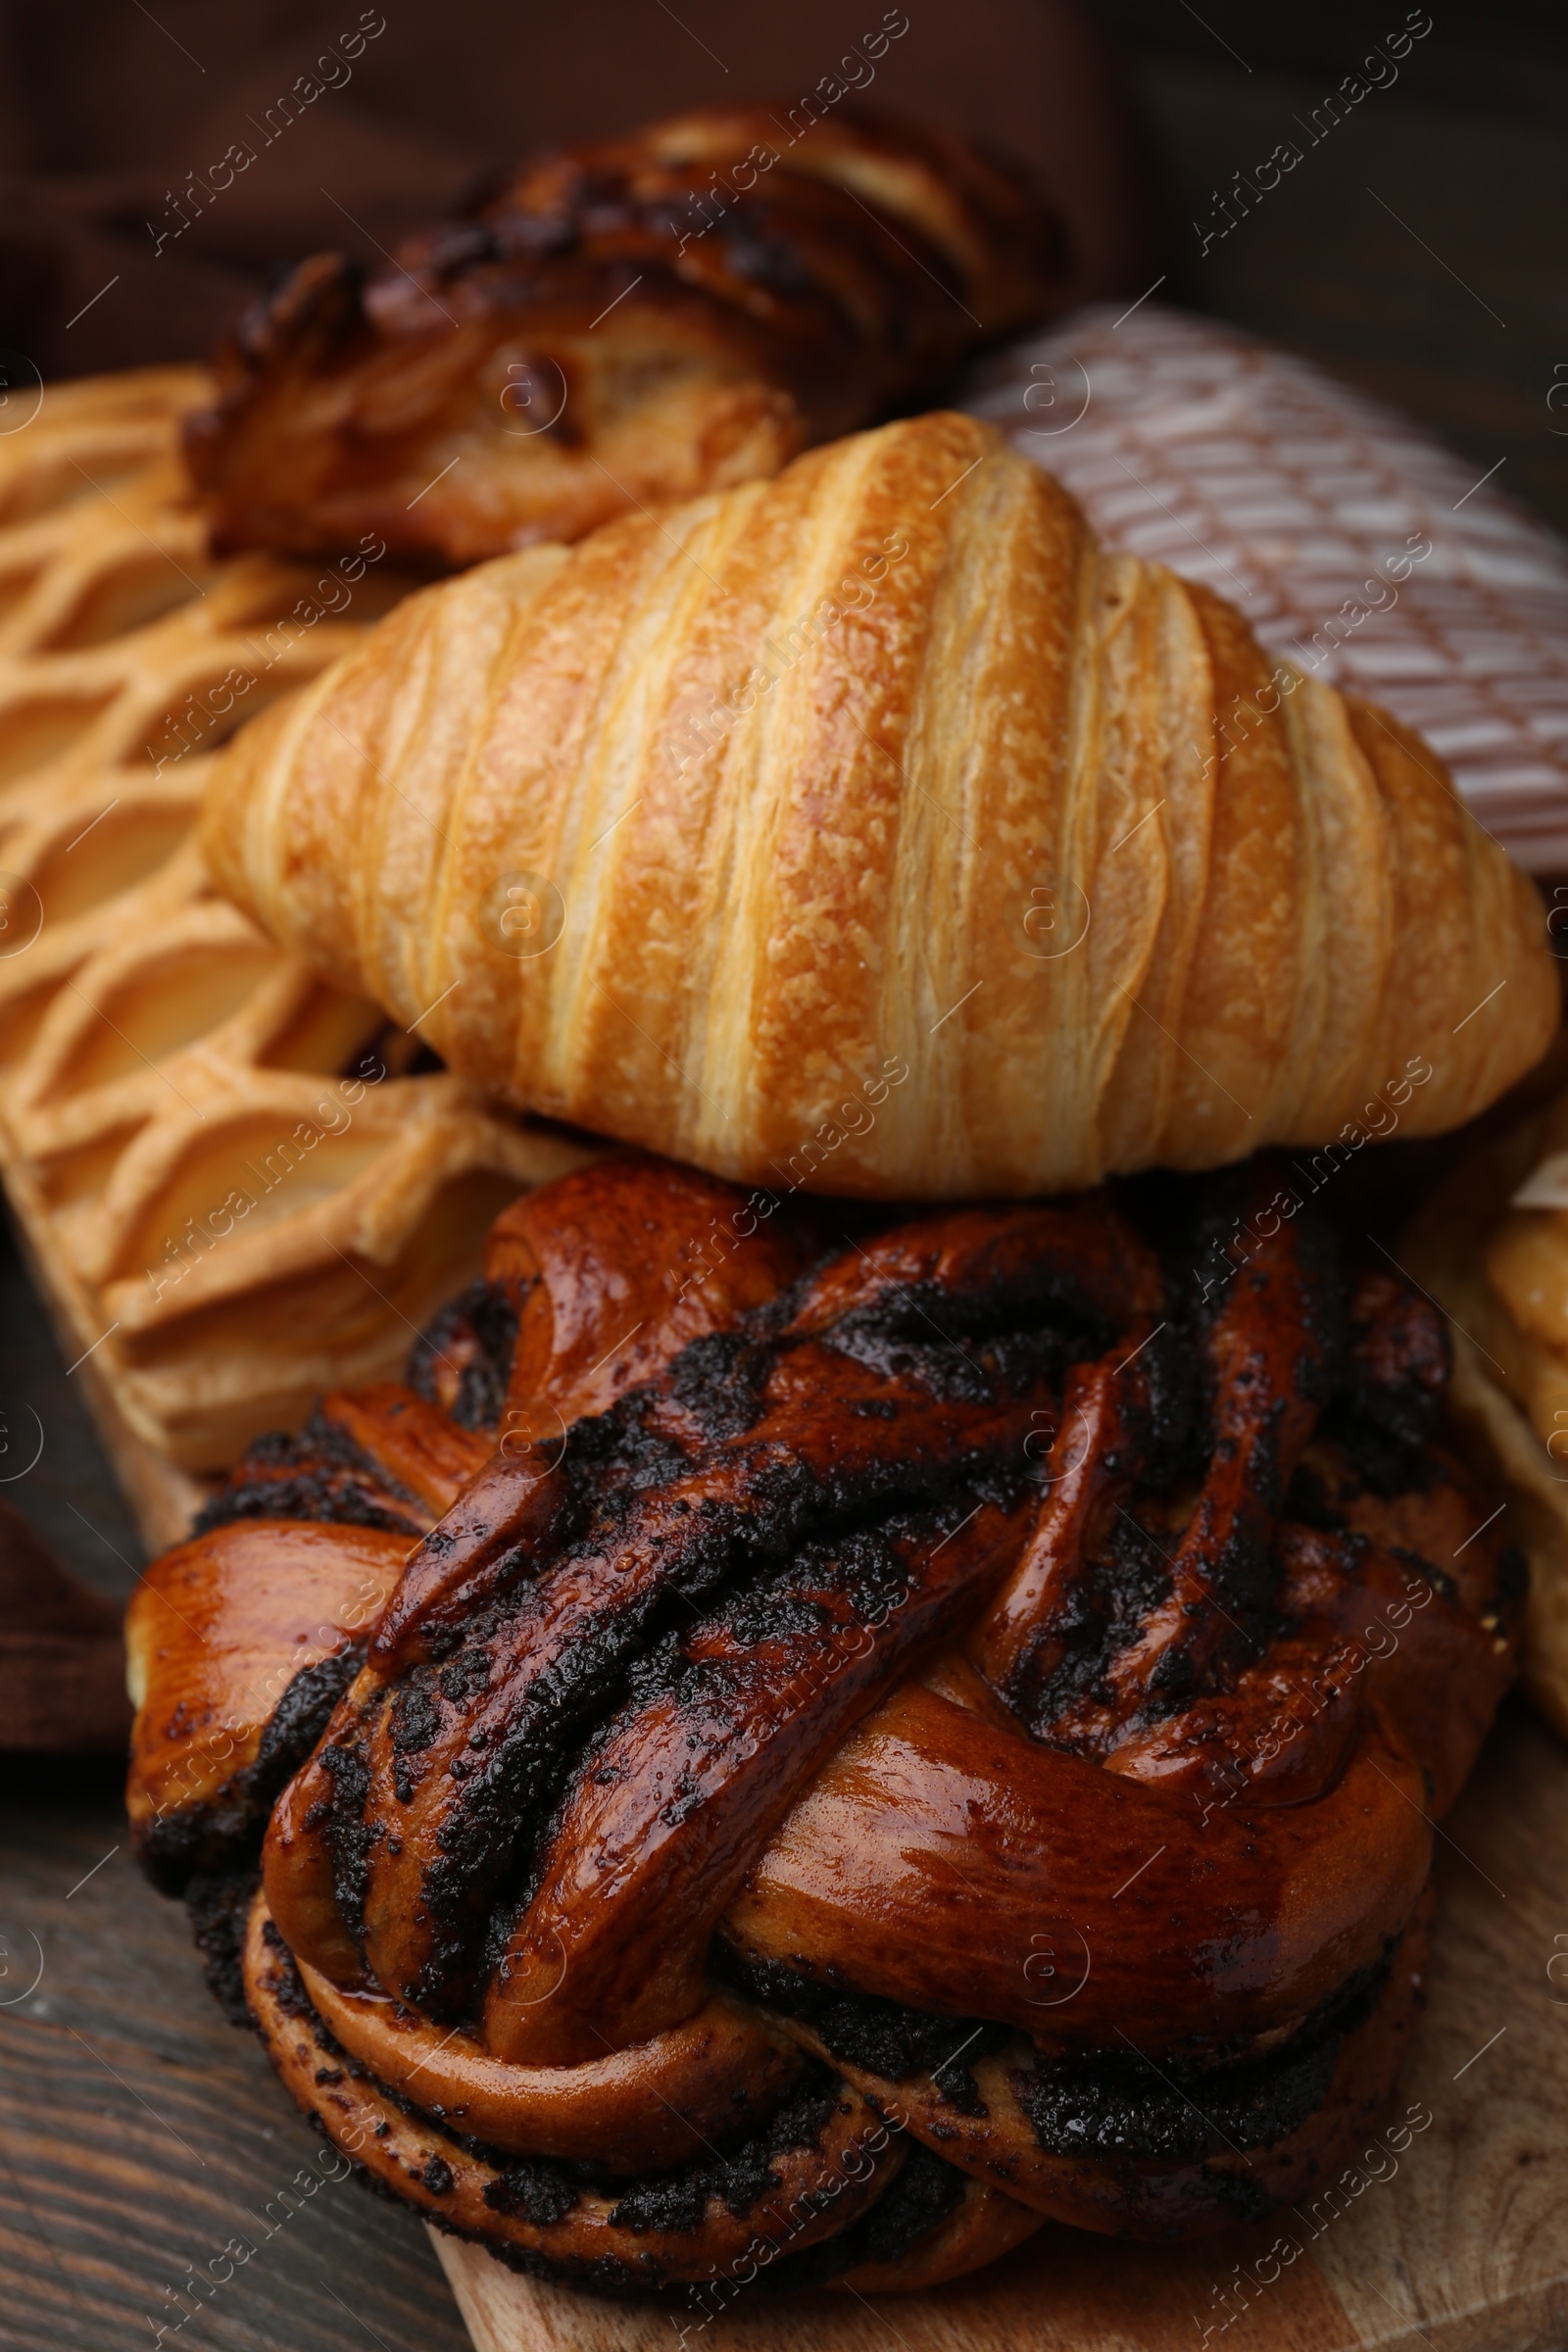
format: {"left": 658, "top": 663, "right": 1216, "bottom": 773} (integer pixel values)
{"left": 0, "top": 368, "right": 590, "bottom": 1546}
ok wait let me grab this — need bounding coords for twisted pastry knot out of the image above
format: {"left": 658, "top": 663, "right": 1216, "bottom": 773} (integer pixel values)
{"left": 127, "top": 1155, "right": 1521, "bottom": 2296}
{"left": 183, "top": 104, "right": 1063, "bottom": 565}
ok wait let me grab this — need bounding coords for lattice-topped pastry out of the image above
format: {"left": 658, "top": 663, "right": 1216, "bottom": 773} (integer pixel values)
{"left": 127, "top": 1152, "right": 1521, "bottom": 2296}
{"left": 1406, "top": 1082, "right": 1568, "bottom": 1740}
{"left": 0, "top": 369, "right": 592, "bottom": 1544}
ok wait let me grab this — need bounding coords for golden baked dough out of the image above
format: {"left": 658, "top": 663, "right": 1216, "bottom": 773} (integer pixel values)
{"left": 201, "top": 410, "right": 1555, "bottom": 1200}
{"left": 0, "top": 366, "right": 594, "bottom": 1533}
{"left": 1406, "top": 1091, "right": 1568, "bottom": 1739}
{"left": 185, "top": 105, "right": 1062, "bottom": 566}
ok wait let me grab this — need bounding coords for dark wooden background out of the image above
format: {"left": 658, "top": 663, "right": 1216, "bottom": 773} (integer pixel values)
{"left": 3, "top": 5, "right": 1566, "bottom": 2345}
{"left": 1094, "top": 0, "right": 1568, "bottom": 531}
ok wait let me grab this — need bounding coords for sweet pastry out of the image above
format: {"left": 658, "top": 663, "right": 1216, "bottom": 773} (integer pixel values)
{"left": 127, "top": 1151, "right": 1521, "bottom": 2294}
{"left": 201, "top": 409, "right": 1555, "bottom": 1201}
{"left": 0, "top": 362, "right": 208, "bottom": 530}
{"left": 184, "top": 105, "right": 1065, "bottom": 567}
{"left": 1406, "top": 1087, "right": 1568, "bottom": 1738}
{"left": 0, "top": 366, "right": 590, "bottom": 1542}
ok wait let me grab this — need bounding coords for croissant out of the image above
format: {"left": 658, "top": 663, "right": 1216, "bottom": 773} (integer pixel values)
{"left": 127, "top": 1151, "right": 1521, "bottom": 2294}
{"left": 184, "top": 105, "right": 1063, "bottom": 566}
{"left": 201, "top": 411, "right": 1555, "bottom": 1200}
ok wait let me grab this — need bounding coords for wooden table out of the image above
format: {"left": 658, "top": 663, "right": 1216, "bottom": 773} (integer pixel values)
{"left": 0, "top": 1211, "right": 469, "bottom": 2349}
{"left": 0, "top": 1740, "right": 470, "bottom": 2351}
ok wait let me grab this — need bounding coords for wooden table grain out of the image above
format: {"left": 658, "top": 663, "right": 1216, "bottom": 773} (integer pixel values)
{"left": 0, "top": 1752, "right": 471, "bottom": 2352}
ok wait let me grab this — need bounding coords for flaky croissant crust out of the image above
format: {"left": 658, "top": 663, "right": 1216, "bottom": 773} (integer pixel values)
{"left": 202, "top": 411, "right": 1556, "bottom": 1200}
{"left": 127, "top": 1154, "right": 1520, "bottom": 2293}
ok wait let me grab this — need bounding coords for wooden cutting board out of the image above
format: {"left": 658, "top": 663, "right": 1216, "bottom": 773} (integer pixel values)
{"left": 431, "top": 1698, "right": 1568, "bottom": 2352}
